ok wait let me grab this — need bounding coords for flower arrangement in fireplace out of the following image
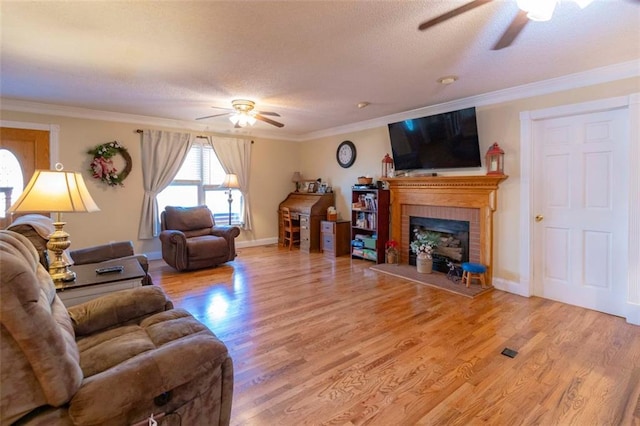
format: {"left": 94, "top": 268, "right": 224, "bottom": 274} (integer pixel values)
{"left": 409, "top": 228, "right": 441, "bottom": 259}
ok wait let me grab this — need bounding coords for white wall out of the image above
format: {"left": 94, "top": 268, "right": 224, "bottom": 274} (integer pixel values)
{"left": 300, "top": 77, "right": 640, "bottom": 290}
{"left": 2, "top": 75, "right": 638, "bottom": 289}
{"left": 0, "top": 111, "right": 300, "bottom": 256}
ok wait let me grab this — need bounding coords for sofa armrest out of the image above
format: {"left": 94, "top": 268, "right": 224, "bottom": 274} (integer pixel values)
{"left": 210, "top": 225, "right": 240, "bottom": 239}
{"left": 68, "top": 333, "right": 232, "bottom": 425}
{"left": 210, "top": 226, "right": 240, "bottom": 261}
{"left": 159, "top": 230, "right": 189, "bottom": 271}
{"left": 70, "top": 241, "right": 134, "bottom": 265}
{"left": 68, "top": 286, "right": 173, "bottom": 336}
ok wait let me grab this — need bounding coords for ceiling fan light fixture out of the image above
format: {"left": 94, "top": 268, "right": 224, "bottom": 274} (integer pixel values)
{"left": 229, "top": 111, "right": 256, "bottom": 127}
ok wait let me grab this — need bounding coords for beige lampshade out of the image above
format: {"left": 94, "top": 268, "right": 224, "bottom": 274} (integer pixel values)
{"left": 291, "top": 171, "right": 302, "bottom": 183}
{"left": 8, "top": 169, "right": 100, "bottom": 214}
{"left": 222, "top": 173, "right": 240, "bottom": 189}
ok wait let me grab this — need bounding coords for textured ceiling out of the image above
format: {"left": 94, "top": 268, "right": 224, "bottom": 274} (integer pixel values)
{"left": 1, "top": 0, "right": 639, "bottom": 139}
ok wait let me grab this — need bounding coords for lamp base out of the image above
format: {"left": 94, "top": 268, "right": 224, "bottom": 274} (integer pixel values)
{"left": 47, "top": 221, "right": 76, "bottom": 283}
{"left": 50, "top": 267, "right": 76, "bottom": 283}
{"left": 227, "top": 190, "right": 233, "bottom": 225}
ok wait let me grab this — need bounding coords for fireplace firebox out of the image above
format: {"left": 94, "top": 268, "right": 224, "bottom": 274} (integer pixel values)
{"left": 409, "top": 217, "right": 470, "bottom": 272}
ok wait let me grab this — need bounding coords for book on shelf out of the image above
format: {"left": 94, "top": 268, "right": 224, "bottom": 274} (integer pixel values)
{"left": 363, "top": 193, "right": 377, "bottom": 210}
{"left": 367, "top": 213, "right": 376, "bottom": 230}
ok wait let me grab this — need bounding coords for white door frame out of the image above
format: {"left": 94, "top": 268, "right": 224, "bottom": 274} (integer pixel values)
{"left": 519, "top": 93, "right": 640, "bottom": 325}
{"left": 1, "top": 120, "right": 60, "bottom": 167}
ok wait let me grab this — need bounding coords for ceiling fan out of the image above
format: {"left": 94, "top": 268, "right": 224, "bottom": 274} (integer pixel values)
{"left": 418, "top": 0, "right": 595, "bottom": 50}
{"left": 196, "top": 99, "right": 284, "bottom": 128}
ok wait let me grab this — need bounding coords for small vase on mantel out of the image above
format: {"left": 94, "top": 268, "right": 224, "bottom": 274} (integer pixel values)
{"left": 416, "top": 253, "right": 433, "bottom": 274}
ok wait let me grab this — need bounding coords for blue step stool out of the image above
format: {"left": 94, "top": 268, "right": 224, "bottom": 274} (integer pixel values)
{"left": 461, "top": 262, "right": 487, "bottom": 289}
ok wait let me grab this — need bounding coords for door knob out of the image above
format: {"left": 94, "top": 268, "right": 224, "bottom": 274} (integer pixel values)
{"left": 535, "top": 215, "right": 544, "bottom": 222}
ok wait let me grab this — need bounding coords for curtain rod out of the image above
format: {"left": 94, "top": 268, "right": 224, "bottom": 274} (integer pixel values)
{"left": 135, "top": 129, "right": 254, "bottom": 143}
{"left": 135, "top": 129, "right": 207, "bottom": 139}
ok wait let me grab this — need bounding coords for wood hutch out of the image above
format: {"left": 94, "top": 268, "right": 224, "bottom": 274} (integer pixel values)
{"left": 278, "top": 192, "right": 334, "bottom": 252}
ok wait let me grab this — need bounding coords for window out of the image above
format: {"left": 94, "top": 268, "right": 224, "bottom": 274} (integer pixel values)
{"left": 0, "top": 149, "right": 24, "bottom": 218}
{"left": 157, "top": 142, "right": 243, "bottom": 225}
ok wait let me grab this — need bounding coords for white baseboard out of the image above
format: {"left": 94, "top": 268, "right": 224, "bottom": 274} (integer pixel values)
{"left": 492, "top": 277, "right": 530, "bottom": 297}
{"left": 236, "top": 237, "right": 278, "bottom": 248}
{"left": 626, "top": 303, "right": 640, "bottom": 326}
{"left": 146, "top": 251, "right": 162, "bottom": 261}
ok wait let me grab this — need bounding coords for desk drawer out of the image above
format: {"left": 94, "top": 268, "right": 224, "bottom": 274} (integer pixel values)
{"left": 300, "top": 214, "right": 311, "bottom": 252}
{"left": 321, "top": 221, "right": 335, "bottom": 234}
{"left": 322, "top": 234, "right": 335, "bottom": 252}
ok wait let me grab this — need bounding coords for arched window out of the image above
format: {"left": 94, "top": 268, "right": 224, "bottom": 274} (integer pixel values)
{"left": 0, "top": 149, "right": 24, "bottom": 218}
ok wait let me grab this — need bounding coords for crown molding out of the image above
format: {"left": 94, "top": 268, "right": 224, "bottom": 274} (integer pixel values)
{"left": 0, "top": 99, "right": 301, "bottom": 142}
{"left": 300, "top": 59, "right": 640, "bottom": 141}
{"left": 1, "top": 60, "right": 637, "bottom": 143}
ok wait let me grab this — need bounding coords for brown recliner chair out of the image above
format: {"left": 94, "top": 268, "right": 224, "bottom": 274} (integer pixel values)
{"left": 0, "top": 229, "right": 233, "bottom": 425}
{"left": 160, "top": 206, "right": 240, "bottom": 272}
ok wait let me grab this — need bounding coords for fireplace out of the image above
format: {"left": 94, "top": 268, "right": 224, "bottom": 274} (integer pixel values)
{"left": 384, "top": 175, "right": 507, "bottom": 286}
{"left": 408, "top": 216, "right": 470, "bottom": 273}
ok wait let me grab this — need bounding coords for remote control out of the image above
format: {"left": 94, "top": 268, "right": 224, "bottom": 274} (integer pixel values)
{"left": 95, "top": 265, "right": 124, "bottom": 274}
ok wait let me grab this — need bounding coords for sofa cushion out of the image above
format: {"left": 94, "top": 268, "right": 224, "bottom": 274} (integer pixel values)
{"left": 7, "top": 214, "right": 75, "bottom": 267}
{"left": 0, "top": 231, "right": 82, "bottom": 424}
{"left": 187, "top": 235, "right": 229, "bottom": 261}
{"left": 70, "top": 309, "right": 230, "bottom": 425}
{"left": 164, "top": 205, "right": 214, "bottom": 232}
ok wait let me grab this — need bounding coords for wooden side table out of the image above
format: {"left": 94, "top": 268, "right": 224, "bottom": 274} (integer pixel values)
{"left": 321, "top": 220, "right": 351, "bottom": 257}
{"left": 56, "top": 258, "right": 145, "bottom": 307}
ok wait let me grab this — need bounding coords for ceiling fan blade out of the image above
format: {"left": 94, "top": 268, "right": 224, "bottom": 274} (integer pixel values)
{"left": 255, "top": 114, "right": 284, "bottom": 128}
{"left": 492, "top": 10, "right": 529, "bottom": 50}
{"left": 195, "top": 112, "right": 230, "bottom": 120}
{"left": 418, "top": 0, "right": 493, "bottom": 31}
{"left": 257, "top": 111, "right": 281, "bottom": 117}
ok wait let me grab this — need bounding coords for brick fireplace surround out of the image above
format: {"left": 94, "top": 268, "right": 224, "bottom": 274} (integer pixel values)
{"left": 384, "top": 175, "right": 508, "bottom": 286}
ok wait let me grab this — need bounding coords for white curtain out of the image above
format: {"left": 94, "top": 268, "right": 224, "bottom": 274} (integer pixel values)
{"left": 208, "top": 137, "right": 253, "bottom": 230}
{"left": 138, "top": 130, "right": 192, "bottom": 239}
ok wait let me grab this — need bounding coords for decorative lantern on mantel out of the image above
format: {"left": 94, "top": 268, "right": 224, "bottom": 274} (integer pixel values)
{"left": 381, "top": 153, "right": 395, "bottom": 178}
{"left": 485, "top": 143, "right": 505, "bottom": 175}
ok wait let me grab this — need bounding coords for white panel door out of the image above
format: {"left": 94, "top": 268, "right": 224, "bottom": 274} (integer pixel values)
{"left": 532, "top": 109, "right": 628, "bottom": 316}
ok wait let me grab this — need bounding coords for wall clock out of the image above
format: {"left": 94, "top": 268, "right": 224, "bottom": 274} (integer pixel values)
{"left": 336, "top": 140, "right": 356, "bottom": 168}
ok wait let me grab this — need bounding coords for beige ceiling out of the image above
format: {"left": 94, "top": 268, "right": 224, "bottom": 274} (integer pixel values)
{"left": 1, "top": 0, "right": 639, "bottom": 139}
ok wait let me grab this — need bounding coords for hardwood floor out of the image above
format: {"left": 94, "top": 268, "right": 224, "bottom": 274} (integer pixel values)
{"left": 149, "top": 245, "right": 640, "bottom": 425}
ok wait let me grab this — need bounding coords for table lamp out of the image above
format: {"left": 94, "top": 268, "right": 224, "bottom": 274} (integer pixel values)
{"left": 7, "top": 164, "right": 100, "bottom": 282}
{"left": 291, "top": 171, "right": 302, "bottom": 192}
{"left": 222, "top": 173, "right": 240, "bottom": 225}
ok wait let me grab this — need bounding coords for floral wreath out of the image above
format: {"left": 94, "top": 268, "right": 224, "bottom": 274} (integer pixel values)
{"left": 87, "top": 141, "right": 132, "bottom": 187}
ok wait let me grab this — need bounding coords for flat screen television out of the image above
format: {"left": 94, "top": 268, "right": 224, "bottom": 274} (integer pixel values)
{"left": 387, "top": 106, "right": 482, "bottom": 172}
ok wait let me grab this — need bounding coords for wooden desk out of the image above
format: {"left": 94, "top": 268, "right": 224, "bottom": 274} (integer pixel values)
{"left": 56, "top": 258, "right": 145, "bottom": 307}
{"left": 278, "top": 192, "right": 334, "bottom": 252}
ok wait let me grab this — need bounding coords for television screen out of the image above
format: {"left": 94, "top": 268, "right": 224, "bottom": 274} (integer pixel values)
{"left": 387, "top": 107, "right": 482, "bottom": 171}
